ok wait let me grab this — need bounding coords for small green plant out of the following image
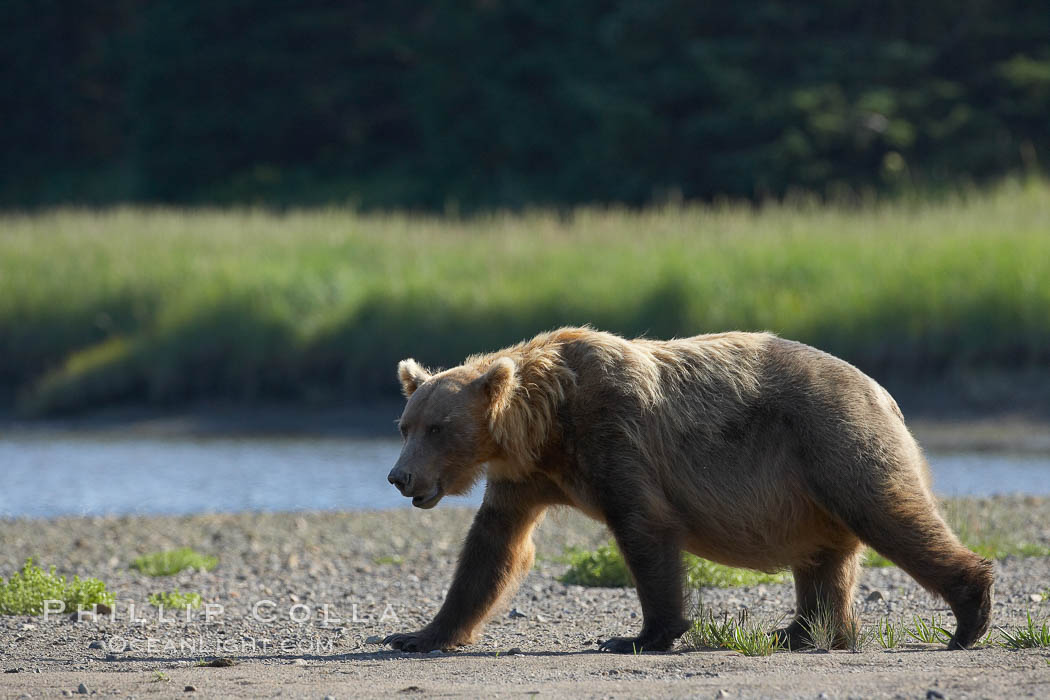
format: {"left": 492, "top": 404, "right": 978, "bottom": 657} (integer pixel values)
{"left": 559, "top": 543, "right": 632, "bottom": 587}
{"left": 874, "top": 617, "right": 902, "bottom": 649}
{"left": 151, "top": 671, "right": 170, "bottom": 683}
{"left": 863, "top": 550, "right": 894, "bottom": 568}
{"left": 131, "top": 548, "right": 218, "bottom": 577}
{"left": 687, "top": 600, "right": 784, "bottom": 656}
{"left": 904, "top": 614, "right": 952, "bottom": 645}
{"left": 688, "top": 601, "right": 738, "bottom": 650}
{"left": 373, "top": 554, "right": 404, "bottom": 566}
{"left": 998, "top": 612, "right": 1050, "bottom": 649}
{"left": 801, "top": 599, "right": 837, "bottom": 652}
{"left": 148, "top": 590, "right": 202, "bottom": 610}
{"left": 0, "top": 559, "right": 114, "bottom": 615}
{"left": 560, "top": 542, "right": 787, "bottom": 588}
{"left": 841, "top": 610, "right": 873, "bottom": 652}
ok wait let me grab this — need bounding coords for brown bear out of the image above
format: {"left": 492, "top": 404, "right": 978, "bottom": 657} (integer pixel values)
{"left": 383, "top": 327, "right": 993, "bottom": 653}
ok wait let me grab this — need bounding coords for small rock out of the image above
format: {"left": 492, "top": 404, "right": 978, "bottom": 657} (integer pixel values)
{"left": 428, "top": 649, "right": 442, "bottom": 655}
{"left": 323, "top": 696, "right": 335, "bottom": 700}
{"left": 95, "top": 603, "right": 112, "bottom": 615}
{"left": 866, "top": 590, "right": 884, "bottom": 602}
{"left": 184, "top": 686, "right": 196, "bottom": 693}
{"left": 506, "top": 647, "right": 522, "bottom": 655}
{"left": 508, "top": 608, "right": 526, "bottom": 619}
{"left": 716, "top": 690, "right": 731, "bottom": 698}
{"left": 1029, "top": 593, "right": 1044, "bottom": 603}
{"left": 365, "top": 635, "right": 383, "bottom": 644}
{"left": 535, "top": 613, "right": 548, "bottom": 623}
{"left": 21, "top": 623, "right": 36, "bottom": 631}
{"left": 926, "top": 691, "right": 945, "bottom": 700}
{"left": 88, "top": 641, "right": 104, "bottom": 650}
{"left": 77, "top": 683, "right": 89, "bottom": 695}
{"left": 62, "top": 692, "right": 73, "bottom": 698}
{"left": 4, "top": 668, "right": 21, "bottom": 673}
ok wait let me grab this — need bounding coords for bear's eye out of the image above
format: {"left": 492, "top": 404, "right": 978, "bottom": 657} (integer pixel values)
{"left": 427, "top": 425, "right": 442, "bottom": 436}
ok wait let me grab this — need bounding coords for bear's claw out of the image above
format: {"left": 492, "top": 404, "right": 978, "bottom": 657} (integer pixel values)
{"left": 383, "top": 631, "right": 446, "bottom": 653}
{"left": 598, "top": 636, "right": 667, "bottom": 654}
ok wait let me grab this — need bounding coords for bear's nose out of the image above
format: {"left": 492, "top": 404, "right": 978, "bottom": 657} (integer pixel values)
{"left": 387, "top": 467, "right": 412, "bottom": 493}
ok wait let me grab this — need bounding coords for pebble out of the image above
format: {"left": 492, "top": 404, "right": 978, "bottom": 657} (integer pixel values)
{"left": 1029, "top": 593, "right": 1043, "bottom": 603}
{"left": 365, "top": 635, "right": 383, "bottom": 644}
{"left": 507, "top": 647, "right": 522, "bottom": 655}
{"left": 428, "top": 649, "right": 442, "bottom": 655}
{"left": 88, "top": 641, "right": 104, "bottom": 650}
{"left": 867, "top": 590, "right": 885, "bottom": 602}
{"left": 926, "top": 690, "right": 945, "bottom": 700}
{"left": 716, "top": 690, "right": 731, "bottom": 698}
{"left": 62, "top": 692, "right": 72, "bottom": 698}
{"left": 77, "top": 683, "right": 89, "bottom": 695}
{"left": 508, "top": 608, "right": 526, "bottom": 619}
{"left": 184, "top": 685, "right": 196, "bottom": 692}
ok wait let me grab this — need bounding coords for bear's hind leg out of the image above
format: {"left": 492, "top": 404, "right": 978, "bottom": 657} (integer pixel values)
{"left": 844, "top": 495, "right": 994, "bottom": 650}
{"left": 598, "top": 520, "right": 690, "bottom": 653}
{"left": 776, "top": 543, "right": 862, "bottom": 650}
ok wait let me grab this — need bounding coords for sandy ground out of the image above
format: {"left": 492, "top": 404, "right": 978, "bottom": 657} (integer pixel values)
{"left": 2, "top": 501, "right": 1050, "bottom": 699}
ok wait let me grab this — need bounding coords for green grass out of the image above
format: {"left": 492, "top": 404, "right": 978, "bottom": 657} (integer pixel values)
{"left": 560, "top": 542, "right": 786, "bottom": 588}
{"left": 689, "top": 609, "right": 1050, "bottom": 656}
{"left": 131, "top": 548, "right": 218, "bottom": 577}
{"left": 148, "top": 589, "right": 202, "bottom": 609}
{"left": 559, "top": 543, "right": 633, "bottom": 587}
{"left": 801, "top": 599, "right": 839, "bottom": 651}
{"left": 904, "top": 614, "right": 953, "bottom": 645}
{"left": 1, "top": 179, "right": 1049, "bottom": 415}
{"left": 687, "top": 601, "right": 785, "bottom": 656}
{"left": 373, "top": 554, "right": 404, "bottom": 566}
{"left": 0, "top": 559, "right": 114, "bottom": 615}
{"left": 999, "top": 612, "right": 1050, "bottom": 649}
{"left": 874, "top": 617, "right": 903, "bottom": 649}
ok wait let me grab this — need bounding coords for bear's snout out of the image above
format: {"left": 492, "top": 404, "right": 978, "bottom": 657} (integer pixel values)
{"left": 387, "top": 467, "right": 412, "bottom": 494}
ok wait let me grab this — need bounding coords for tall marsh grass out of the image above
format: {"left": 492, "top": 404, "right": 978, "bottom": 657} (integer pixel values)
{"left": 2, "top": 180, "right": 1048, "bottom": 415}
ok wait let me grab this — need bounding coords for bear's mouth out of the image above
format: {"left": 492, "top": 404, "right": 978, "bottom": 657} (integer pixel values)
{"left": 412, "top": 485, "right": 443, "bottom": 509}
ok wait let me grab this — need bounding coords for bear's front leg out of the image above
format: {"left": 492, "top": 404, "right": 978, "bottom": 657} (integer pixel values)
{"left": 599, "top": 516, "right": 690, "bottom": 653}
{"left": 384, "top": 480, "right": 548, "bottom": 652}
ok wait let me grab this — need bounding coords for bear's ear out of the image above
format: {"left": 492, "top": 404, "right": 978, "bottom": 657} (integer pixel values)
{"left": 478, "top": 357, "right": 518, "bottom": 416}
{"left": 398, "top": 358, "right": 432, "bottom": 397}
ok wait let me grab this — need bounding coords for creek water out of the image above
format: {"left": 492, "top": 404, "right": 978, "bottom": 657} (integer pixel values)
{"left": 0, "top": 435, "right": 1047, "bottom": 518}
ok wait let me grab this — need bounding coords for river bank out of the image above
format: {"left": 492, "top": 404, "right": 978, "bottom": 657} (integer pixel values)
{"left": 3, "top": 402, "right": 1050, "bottom": 454}
{"left": 2, "top": 501, "right": 1050, "bottom": 698}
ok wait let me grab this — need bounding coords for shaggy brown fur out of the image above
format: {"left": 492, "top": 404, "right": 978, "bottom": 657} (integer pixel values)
{"left": 384, "top": 328, "right": 994, "bottom": 654}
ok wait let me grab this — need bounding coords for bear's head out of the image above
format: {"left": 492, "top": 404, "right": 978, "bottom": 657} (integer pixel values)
{"left": 387, "top": 356, "right": 518, "bottom": 508}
